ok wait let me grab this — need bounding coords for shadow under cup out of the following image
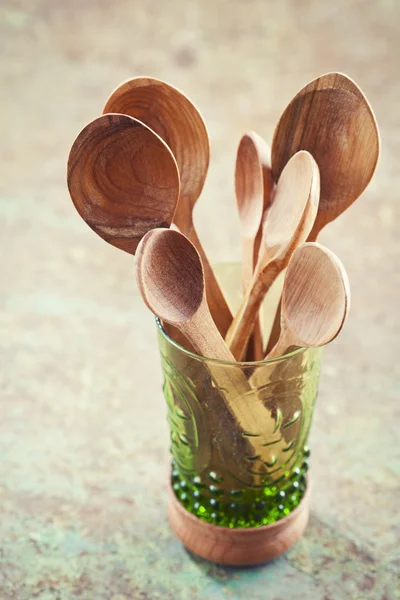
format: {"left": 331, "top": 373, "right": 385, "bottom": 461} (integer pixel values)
{"left": 156, "top": 264, "right": 322, "bottom": 530}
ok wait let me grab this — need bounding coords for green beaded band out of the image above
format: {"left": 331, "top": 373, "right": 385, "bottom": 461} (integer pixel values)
{"left": 171, "top": 447, "right": 310, "bottom": 528}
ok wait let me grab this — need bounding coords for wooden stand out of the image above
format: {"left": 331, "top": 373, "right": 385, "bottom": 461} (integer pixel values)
{"left": 168, "top": 480, "right": 310, "bottom": 566}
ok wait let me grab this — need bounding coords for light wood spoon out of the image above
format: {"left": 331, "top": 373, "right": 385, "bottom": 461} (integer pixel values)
{"left": 103, "top": 77, "right": 232, "bottom": 335}
{"left": 235, "top": 132, "right": 274, "bottom": 361}
{"left": 235, "top": 132, "right": 274, "bottom": 291}
{"left": 226, "top": 151, "right": 320, "bottom": 361}
{"left": 67, "top": 114, "right": 179, "bottom": 254}
{"left": 267, "top": 242, "right": 350, "bottom": 358}
{"left": 135, "top": 228, "right": 282, "bottom": 460}
{"left": 271, "top": 72, "right": 380, "bottom": 242}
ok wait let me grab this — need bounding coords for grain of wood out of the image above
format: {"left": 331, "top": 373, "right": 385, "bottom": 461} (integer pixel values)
{"left": 67, "top": 114, "right": 180, "bottom": 254}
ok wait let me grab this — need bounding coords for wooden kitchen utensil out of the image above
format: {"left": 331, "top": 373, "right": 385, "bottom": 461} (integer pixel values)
{"left": 67, "top": 114, "right": 179, "bottom": 254}
{"left": 235, "top": 132, "right": 274, "bottom": 291}
{"left": 271, "top": 72, "right": 380, "bottom": 242}
{"left": 235, "top": 132, "right": 274, "bottom": 360}
{"left": 267, "top": 242, "right": 350, "bottom": 358}
{"left": 135, "top": 227, "right": 280, "bottom": 450}
{"left": 226, "top": 151, "right": 320, "bottom": 361}
{"left": 104, "top": 77, "right": 232, "bottom": 335}
{"left": 265, "top": 72, "right": 379, "bottom": 354}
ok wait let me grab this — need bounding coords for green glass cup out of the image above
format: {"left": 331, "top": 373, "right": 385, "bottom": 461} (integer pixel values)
{"left": 156, "top": 264, "right": 322, "bottom": 563}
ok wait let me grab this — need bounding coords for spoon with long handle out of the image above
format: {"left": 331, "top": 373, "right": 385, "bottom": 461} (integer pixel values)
{"left": 226, "top": 151, "right": 320, "bottom": 361}
{"left": 235, "top": 132, "right": 274, "bottom": 291}
{"left": 103, "top": 77, "right": 232, "bottom": 335}
{"left": 271, "top": 72, "right": 380, "bottom": 242}
{"left": 267, "top": 242, "right": 350, "bottom": 358}
{"left": 135, "top": 228, "right": 284, "bottom": 461}
{"left": 249, "top": 242, "right": 350, "bottom": 388}
{"left": 235, "top": 132, "right": 274, "bottom": 361}
{"left": 265, "top": 72, "right": 379, "bottom": 353}
{"left": 67, "top": 114, "right": 180, "bottom": 254}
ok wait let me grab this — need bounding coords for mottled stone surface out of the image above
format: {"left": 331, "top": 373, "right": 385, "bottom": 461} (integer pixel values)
{"left": 1, "top": 0, "right": 399, "bottom": 597}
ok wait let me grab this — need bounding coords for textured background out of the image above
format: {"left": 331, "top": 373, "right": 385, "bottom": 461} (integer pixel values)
{"left": 1, "top": 0, "right": 399, "bottom": 598}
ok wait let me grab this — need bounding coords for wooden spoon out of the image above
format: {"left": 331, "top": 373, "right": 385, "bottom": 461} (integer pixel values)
{"left": 265, "top": 73, "right": 379, "bottom": 354}
{"left": 271, "top": 72, "right": 380, "bottom": 242}
{"left": 235, "top": 132, "right": 274, "bottom": 361}
{"left": 226, "top": 151, "right": 320, "bottom": 361}
{"left": 267, "top": 242, "right": 350, "bottom": 358}
{"left": 135, "top": 228, "right": 281, "bottom": 458}
{"left": 103, "top": 77, "right": 232, "bottom": 335}
{"left": 67, "top": 113, "right": 179, "bottom": 254}
{"left": 235, "top": 132, "right": 274, "bottom": 291}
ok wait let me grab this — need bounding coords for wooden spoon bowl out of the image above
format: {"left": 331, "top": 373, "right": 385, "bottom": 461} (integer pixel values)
{"left": 268, "top": 242, "right": 350, "bottom": 358}
{"left": 67, "top": 114, "right": 180, "bottom": 254}
{"left": 271, "top": 72, "right": 380, "bottom": 240}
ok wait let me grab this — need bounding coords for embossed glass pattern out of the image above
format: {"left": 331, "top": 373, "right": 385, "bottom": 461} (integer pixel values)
{"left": 157, "top": 264, "right": 322, "bottom": 528}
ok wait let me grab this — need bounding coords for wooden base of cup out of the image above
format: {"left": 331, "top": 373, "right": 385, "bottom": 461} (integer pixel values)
{"left": 168, "top": 480, "right": 310, "bottom": 566}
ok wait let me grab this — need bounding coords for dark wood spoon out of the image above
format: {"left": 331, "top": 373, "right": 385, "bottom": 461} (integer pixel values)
{"left": 67, "top": 113, "right": 180, "bottom": 254}
{"left": 103, "top": 77, "right": 232, "bottom": 335}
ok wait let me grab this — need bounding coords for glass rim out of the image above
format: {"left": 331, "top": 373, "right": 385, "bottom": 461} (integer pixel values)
{"left": 156, "top": 318, "right": 309, "bottom": 367}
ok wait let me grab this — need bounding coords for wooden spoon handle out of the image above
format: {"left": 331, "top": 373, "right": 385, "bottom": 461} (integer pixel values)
{"left": 265, "top": 224, "right": 320, "bottom": 354}
{"left": 245, "top": 318, "right": 264, "bottom": 362}
{"left": 249, "top": 328, "right": 292, "bottom": 389}
{"left": 241, "top": 235, "right": 257, "bottom": 293}
{"left": 305, "top": 225, "right": 319, "bottom": 243}
{"left": 226, "top": 261, "right": 283, "bottom": 361}
{"left": 265, "top": 297, "right": 282, "bottom": 355}
{"left": 266, "top": 327, "right": 292, "bottom": 359}
{"left": 173, "top": 214, "right": 233, "bottom": 338}
{"left": 181, "top": 307, "right": 278, "bottom": 457}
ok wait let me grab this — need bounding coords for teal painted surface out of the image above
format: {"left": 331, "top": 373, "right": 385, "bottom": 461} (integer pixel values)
{"left": 1, "top": 0, "right": 399, "bottom": 597}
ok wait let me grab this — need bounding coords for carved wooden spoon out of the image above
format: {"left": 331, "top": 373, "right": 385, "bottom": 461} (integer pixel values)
{"left": 235, "top": 132, "right": 274, "bottom": 291}
{"left": 267, "top": 243, "right": 350, "bottom": 358}
{"left": 271, "top": 72, "right": 380, "bottom": 242}
{"left": 135, "top": 228, "right": 279, "bottom": 454}
{"left": 266, "top": 73, "right": 379, "bottom": 354}
{"left": 103, "top": 77, "right": 232, "bottom": 335}
{"left": 226, "top": 151, "right": 320, "bottom": 361}
{"left": 235, "top": 132, "right": 274, "bottom": 361}
{"left": 67, "top": 114, "right": 179, "bottom": 254}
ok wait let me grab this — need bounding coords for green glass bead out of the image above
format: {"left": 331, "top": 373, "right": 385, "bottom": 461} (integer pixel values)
{"left": 209, "top": 485, "right": 223, "bottom": 497}
{"left": 208, "top": 471, "right": 224, "bottom": 483}
{"left": 230, "top": 489, "right": 244, "bottom": 497}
